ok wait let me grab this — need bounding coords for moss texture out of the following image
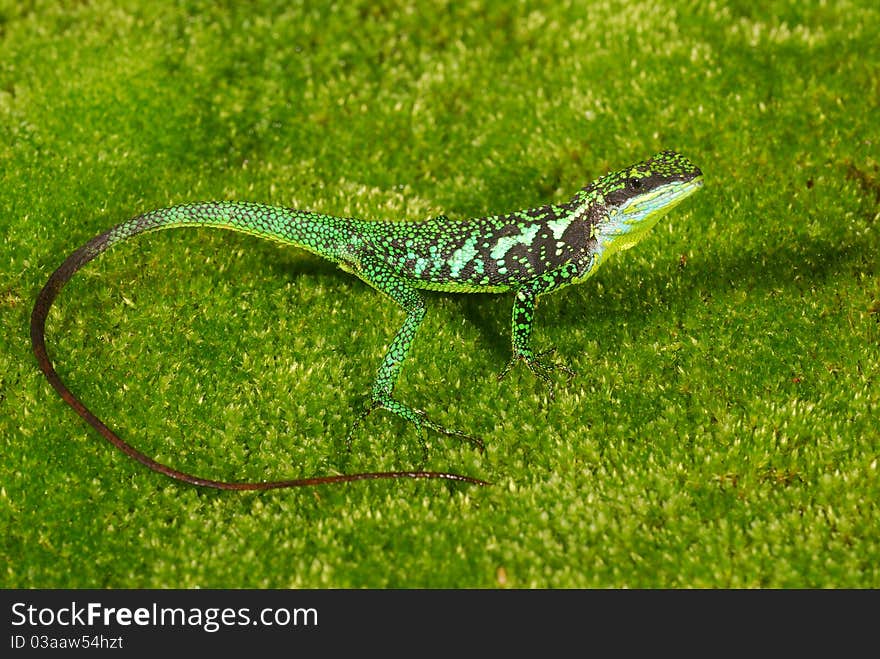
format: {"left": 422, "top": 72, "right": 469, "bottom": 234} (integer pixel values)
{"left": 2, "top": 0, "right": 878, "bottom": 587}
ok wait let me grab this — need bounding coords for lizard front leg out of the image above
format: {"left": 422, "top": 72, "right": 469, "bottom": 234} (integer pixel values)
{"left": 499, "top": 268, "right": 578, "bottom": 399}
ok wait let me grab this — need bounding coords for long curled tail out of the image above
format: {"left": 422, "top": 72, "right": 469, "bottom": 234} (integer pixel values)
{"left": 30, "top": 205, "right": 487, "bottom": 490}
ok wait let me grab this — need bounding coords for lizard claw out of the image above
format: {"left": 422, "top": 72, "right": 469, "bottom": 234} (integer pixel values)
{"left": 345, "top": 399, "right": 381, "bottom": 452}
{"left": 420, "top": 414, "right": 485, "bottom": 452}
{"left": 498, "top": 347, "right": 576, "bottom": 400}
{"left": 349, "top": 394, "right": 484, "bottom": 454}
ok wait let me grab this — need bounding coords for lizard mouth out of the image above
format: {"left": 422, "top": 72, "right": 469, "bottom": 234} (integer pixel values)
{"left": 623, "top": 176, "right": 703, "bottom": 225}
{"left": 595, "top": 175, "right": 703, "bottom": 252}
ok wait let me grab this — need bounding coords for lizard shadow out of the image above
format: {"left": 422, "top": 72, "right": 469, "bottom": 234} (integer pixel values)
{"left": 449, "top": 230, "right": 872, "bottom": 366}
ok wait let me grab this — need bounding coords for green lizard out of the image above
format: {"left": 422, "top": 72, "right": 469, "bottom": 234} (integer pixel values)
{"left": 31, "top": 149, "right": 703, "bottom": 490}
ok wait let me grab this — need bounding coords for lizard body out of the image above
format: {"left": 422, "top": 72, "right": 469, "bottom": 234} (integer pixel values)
{"left": 31, "top": 150, "right": 702, "bottom": 489}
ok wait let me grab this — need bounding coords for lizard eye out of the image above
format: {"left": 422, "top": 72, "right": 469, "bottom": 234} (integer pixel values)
{"left": 628, "top": 178, "right": 643, "bottom": 190}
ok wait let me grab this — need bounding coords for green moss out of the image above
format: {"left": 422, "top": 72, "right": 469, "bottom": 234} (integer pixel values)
{"left": 2, "top": 0, "right": 878, "bottom": 588}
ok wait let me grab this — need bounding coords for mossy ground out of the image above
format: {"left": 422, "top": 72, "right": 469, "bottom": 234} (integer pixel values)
{"left": 1, "top": 1, "right": 878, "bottom": 587}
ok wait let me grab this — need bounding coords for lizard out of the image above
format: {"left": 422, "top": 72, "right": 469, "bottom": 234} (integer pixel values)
{"left": 31, "top": 149, "right": 703, "bottom": 490}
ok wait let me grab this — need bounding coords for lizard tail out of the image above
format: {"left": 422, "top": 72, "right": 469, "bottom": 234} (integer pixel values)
{"left": 31, "top": 211, "right": 487, "bottom": 490}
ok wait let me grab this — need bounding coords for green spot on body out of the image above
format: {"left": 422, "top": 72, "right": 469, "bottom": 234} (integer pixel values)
{"left": 413, "top": 257, "right": 429, "bottom": 277}
{"left": 447, "top": 235, "right": 480, "bottom": 278}
{"left": 490, "top": 223, "right": 541, "bottom": 261}
{"left": 546, "top": 217, "right": 570, "bottom": 240}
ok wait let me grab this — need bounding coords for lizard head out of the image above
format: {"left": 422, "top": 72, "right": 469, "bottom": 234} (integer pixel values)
{"left": 574, "top": 150, "right": 703, "bottom": 259}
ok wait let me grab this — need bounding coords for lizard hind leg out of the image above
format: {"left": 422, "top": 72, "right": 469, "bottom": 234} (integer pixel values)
{"left": 346, "top": 254, "right": 484, "bottom": 458}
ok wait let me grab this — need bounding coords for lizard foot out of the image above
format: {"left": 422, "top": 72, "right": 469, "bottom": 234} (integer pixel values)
{"left": 498, "top": 347, "right": 576, "bottom": 401}
{"left": 347, "top": 395, "right": 484, "bottom": 457}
